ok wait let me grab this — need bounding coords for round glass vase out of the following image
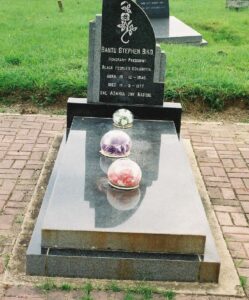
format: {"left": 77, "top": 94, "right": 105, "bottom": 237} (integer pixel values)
{"left": 113, "top": 109, "right": 134, "bottom": 129}
{"left": 107, "top": 158, "right": 142, "bottom": 190}
{"left": 100, "top": 130, "right": 132, "bottom": 158}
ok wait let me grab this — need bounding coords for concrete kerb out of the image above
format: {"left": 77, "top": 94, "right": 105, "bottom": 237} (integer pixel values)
{"left": 182, "top": 121, "right": 224, "bottom": 126}
{"left": 2, "top": 135, "right": 244, "bottom": 297}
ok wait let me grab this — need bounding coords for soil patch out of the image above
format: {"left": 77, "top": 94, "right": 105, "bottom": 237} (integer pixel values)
{"left": 1, "top": 100, "right": 248, "bottom": 123}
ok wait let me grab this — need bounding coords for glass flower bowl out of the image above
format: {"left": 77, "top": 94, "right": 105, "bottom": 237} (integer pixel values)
{"left": 113, "top": 109, "right": 134, "bottom": 128}
{"left": 100, "top": 130, "right": 132, "bottom": 158}
{"left": 107, "top": 158, "right": 142, "bottom": 190}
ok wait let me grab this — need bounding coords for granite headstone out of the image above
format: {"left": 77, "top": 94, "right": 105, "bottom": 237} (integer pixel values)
{"left": 134, "top": 0, "right": 206, "bottom": 45}
{"left": 88, "top": 0, "right": 166, "bottom": 105}
{"left": 136, "top": 0, "right": 169, "bottom": 18}
{"left": 226, "top": 0, "right": 249, "bottom": 8}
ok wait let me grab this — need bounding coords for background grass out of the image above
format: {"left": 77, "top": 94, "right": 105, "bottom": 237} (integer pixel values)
{"left": 0, "top": 0, "right": 248, "bottom": 109}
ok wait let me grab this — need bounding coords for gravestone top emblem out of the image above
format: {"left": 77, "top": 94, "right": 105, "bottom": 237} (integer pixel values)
{"left": 117, "top": 1, "right": 138, "bottom": 44}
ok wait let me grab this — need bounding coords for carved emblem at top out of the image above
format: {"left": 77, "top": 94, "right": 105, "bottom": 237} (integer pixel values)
{"left": 117, "top": 1, "right": 137, "bottom": 44}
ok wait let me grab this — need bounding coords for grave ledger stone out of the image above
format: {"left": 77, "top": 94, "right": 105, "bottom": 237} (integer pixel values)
{"left": 26, "top": 0, "right": 220, "bottom": 282}
{"left": 136, "top": 0, "right": 207, "bottom": 45}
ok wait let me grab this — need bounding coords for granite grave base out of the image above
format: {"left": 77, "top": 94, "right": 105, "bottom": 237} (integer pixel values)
{"left": 67, "top": 98, "right": 182, "bottom": 136}
{"left": 152, "top": 16, "right": 207, "bottom": 46}
{"left": 27, "top": 114, "right": 220, "bottom": 282}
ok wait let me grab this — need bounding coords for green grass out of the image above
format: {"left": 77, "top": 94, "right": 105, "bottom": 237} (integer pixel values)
{"left": 37, "top": 280, "right": 74, "bottom": 292}
{"left": 38, "top": 280, "right": 57, "bottom": 291}
{"left": 240, "top": 275, "right": 248, "bottom": 288}
{"left": 124, "top": 293, "right": 135, "bottom": 300}
{"left": 80, "top": 296, "right": 93, "bottom": 300}
{"left": 135, "top": 285, "right": 153, "bottom": 299}
{"left": 82, "top": 282, "right": 93, "bottom": 295}
{"left": 0, "top": 0, "right": 248, "bottom": 109}
{"left": 3, "top": 253, "right": 10, "bottom": 269}
{"left": 163, "top": 290, "right": 176, "bottom": 300}
{"left": 105, "top": 281, "right": 122, "bottom": 292}
{"left": 60, "top": 283, "right": 73, "bottom": 291}
{"left": 35, "top": 280, "right": 175, "bottom": 299}
{"left": 15, "top": 214, "right": 24, "bottom": 224}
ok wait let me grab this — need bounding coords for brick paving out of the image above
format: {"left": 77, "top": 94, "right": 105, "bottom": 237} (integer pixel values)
{"left": 0, "top": 115, "right": 249, "bottom": 299}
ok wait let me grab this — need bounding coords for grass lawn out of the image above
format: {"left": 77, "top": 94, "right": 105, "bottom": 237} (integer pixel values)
{"left": 0, "top": 0, "right": 248, "bottom": 109}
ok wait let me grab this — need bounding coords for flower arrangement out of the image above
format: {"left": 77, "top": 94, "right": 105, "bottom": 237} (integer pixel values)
{"left": 100, "top": 130, "right": 132, "bottom": 157}
{"left": 113, "top": 108, "right": 134, "bottom": 128}
{"left": 107, "top": 158, "right": 142, "bottom": 190}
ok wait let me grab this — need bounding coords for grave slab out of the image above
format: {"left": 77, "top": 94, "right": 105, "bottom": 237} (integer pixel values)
{"left": 151, "top": 16, "right": 207, "bottom": 45}
{"left": 27, "top": 118, "right": 220, "bottom": 282}
{"left": 26, "top": 138, "right": 202, "bottom": 282}
{"left": 135, "top": 0, "right": 207, "bottom": 45}
{"left": 41, "top": 117, "right": 210, "bottom": 255}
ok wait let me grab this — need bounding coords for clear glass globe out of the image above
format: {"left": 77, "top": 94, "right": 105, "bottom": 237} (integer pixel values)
{"left": 107, "top": 158, "right": 142, "bottom": 190}
{"left": 100, "top": 130, "right": 132, "bottom": 158}
{"left": 113, "top": 109, "right": 134, "bottom": 128}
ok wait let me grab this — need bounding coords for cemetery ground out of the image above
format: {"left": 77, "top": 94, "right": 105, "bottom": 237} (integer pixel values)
{"left": 0, "top": 0, "right": 249, "bottom": 110}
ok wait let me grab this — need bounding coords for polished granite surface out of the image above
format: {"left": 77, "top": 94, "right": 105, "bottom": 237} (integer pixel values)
{"left": 41, "top": 117, "right": 209, "bottom": 254}
{"left": 151, "top": 16, "right": 206, "bottom": 45}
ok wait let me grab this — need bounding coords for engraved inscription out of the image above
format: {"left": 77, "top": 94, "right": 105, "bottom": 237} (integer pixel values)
{"left": 100, "top": 46, "right": 153, "bottom": 98}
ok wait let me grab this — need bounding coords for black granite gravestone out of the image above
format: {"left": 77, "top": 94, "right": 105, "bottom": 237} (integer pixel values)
{"left": 100, "top": 0, "right": 164, "bottom": 105}
{"left": 136, "top": 0, "right": 169, "bottom": 18}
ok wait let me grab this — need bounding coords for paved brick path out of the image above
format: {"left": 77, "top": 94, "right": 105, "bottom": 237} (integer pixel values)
{"left": 182, "top": 121, "right": 249, "bottom": 285}
{"left": 0, "top": 115, "right": 249, "bottom": 299}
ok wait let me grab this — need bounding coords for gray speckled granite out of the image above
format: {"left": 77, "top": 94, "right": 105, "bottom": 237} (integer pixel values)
{"left": 87, "top": 15, "right": 102, "bottom": 103}
{"left": 45, "top": 251, "right": 200, "bottom": 281}
{"left": 151, "top": 16, "right": 207, "bottom": 45}
{"left": 41, "top": 117, "right": 208, "bottom": 255}
{"left": 26, "top": 119, "right": 220, "bottom": 281}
